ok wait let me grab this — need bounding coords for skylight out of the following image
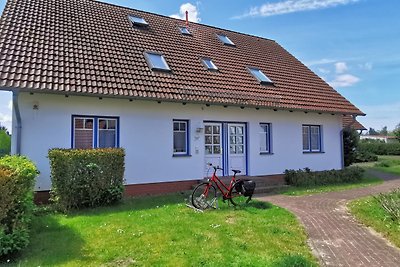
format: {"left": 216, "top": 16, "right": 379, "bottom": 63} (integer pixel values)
{"left": 179, "top": 27, "right": 191, "bottom": 35}
{"left": 129, "top": 15, "right": 148, "bottom": 26}
{"left": 201, "top": 58, "right": 218, "bottom": 70}
{"left": 145, "top": 52, "right": 171, "bottom": 71}
{"left": 248, "top": 67, "right": 273, "bottom": 84}
{"left": 217, "top": 34, "right": 235, "bottom": 46}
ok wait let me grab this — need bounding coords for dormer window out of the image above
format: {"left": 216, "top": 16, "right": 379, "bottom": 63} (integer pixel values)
{"left": 248, "top": 67, "right": 273, "bottom": 84}
{"left": 129, "top": 15, "right": 148, "bottom": 26}
{"left": 201, "top": 58, "right": 218, "bottom": 71}
{"left": 179, "top": 27, "right": 191, "bottom": 35}
{"left": 145, "top": 52, "right": 171, "bottom": 71}
{"left": 217, "top": 34, "right": 235, "bottom": 46}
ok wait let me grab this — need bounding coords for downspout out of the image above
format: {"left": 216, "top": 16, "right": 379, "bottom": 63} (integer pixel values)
{"left": 12, "top": 90, "right": 22, "bottom": 155}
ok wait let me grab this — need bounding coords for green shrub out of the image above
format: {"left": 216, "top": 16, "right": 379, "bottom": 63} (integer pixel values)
{"left": 374, "top": 189, "right": 400, "bottom": 222}
{"left": 343, "top": 128, "right": 359, "bottom": 167}
{"left": 0, "top": 156, "right": 38, "bottom": 256}
{"left": 374, "top": 158, "right": 400, "bottom": 168}
{"left": 48, "top": 148, "right": 125, "bottom": 211}
{"left": 358, "top": 142, "right": 400, "bottom": 156}
{"left": 284, "top": 167, "right": 364, "bottom": 187}
{"left": 355, "top": 151, "right": 378, "bottom": 163}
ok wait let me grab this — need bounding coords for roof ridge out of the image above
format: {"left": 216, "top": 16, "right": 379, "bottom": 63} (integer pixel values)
{"left": 91, "top": 0, "right": 277, "bottom": 43}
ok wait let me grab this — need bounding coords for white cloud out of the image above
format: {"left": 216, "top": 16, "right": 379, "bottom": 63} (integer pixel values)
{"left": 335, "top": 62, "right": 348, "bottom": 73}
{"left": 0, "top": 112, "right": 12, "bottom": 132}
{"left": 170, "top": 3, "right": 200, "bottom": 23}
{"left": 328, "top": 74, "right": 360, "bottom": 88}
{"left": 305, "top": 58, "right": 338, "bottom": 66}
{"left": 233, "top": 0, "right": 360, "bottom": 19}
{"left": 359, "top": 62, "right": 373, "bottom": 71}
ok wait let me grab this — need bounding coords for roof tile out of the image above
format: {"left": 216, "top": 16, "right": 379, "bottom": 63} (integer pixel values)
{"left": 0, "top": 0, "right": 363, "bottom": 115}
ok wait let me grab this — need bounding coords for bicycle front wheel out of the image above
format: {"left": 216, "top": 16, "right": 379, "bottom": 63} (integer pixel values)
{"left": 229, "top": 181, "right": 252, "bottom": 207}
{"left": 191, "top": 182, "right": 217, "bottom": 210}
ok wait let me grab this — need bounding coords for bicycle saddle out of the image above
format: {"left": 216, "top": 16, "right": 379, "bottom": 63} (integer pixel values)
{"left": 232, "top": 169, "right": 241, "bottom": 174}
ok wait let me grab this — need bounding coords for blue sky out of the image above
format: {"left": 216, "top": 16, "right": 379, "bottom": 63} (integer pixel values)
{"left": 0, "top": 0, "right": 399, "bottom": 132}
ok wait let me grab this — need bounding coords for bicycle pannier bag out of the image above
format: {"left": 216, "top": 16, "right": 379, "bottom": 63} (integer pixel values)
{"left": 242, "top": 180, "right": 256, "bottom": 197}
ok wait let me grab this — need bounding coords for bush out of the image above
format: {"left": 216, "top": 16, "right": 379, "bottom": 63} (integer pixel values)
{"left": 284, "top": 167, "right": 364, "bottom": 187}
{"left": 355, "top": 151, "right": 378, "bottom": 163}
{"left": 358, "top": 142, "right": 400, "bottom": 156}
{"left": 0, "top": 156, "right": 38, "bottom": 256}
{"left": 48, "top": 148, "right": 125, "bottom": 211}
{"left": 343, "top": 128, "right": 359, "bottom": 167}
{"left": 374, "top": 189, "right": 400, "bottom": 222}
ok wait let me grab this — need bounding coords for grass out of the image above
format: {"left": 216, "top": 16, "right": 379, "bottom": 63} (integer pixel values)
{"left": 279, "top": 174, "right": 383, "bottom": 196}
{"left": 373, "top": 155, "right": 400, "bottom": 175}
{"left": 348, "top": 196, "right": 400, "bottom": 248}
{"left": 4, "top": 194, "right": 317, "bottom": 267}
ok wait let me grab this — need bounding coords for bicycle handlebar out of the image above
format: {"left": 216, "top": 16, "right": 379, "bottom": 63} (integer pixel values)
{"left": 207, "top": 163, "right": 223, "bottom": 171}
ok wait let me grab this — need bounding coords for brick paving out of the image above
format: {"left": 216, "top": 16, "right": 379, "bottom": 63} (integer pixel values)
{"left": 256, "top": 170, "right": 400, "bottom": 267}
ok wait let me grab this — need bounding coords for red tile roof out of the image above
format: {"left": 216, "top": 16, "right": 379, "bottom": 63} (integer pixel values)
{"left": 342, "top": 115, "right": 367, "bottom": 131}
{"left": 0, "top": 0, "right": 364, "bottom": 115}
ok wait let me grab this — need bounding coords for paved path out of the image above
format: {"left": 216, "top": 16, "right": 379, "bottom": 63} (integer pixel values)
{"left": 256, "top": 170, "right": 400, "bottom": 267}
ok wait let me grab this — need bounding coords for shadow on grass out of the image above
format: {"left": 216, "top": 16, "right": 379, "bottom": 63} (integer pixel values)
{"left": 4, "top": 214, "right": 88, "bottom": 266}
{"left": 61, "top": 191, "right": 192, "bottom": 218}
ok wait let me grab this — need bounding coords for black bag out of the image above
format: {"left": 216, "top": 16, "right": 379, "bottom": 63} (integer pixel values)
{"left": 242, "top": 180, "right": 256, "bottom": 197}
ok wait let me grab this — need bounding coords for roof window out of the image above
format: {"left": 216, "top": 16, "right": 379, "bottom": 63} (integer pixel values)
{"left": 201, "top": 58, "right": 218, "bottom": 71}
{"left": 145, "top": 52, "right": 171, "bottom": 71}
{"left": 129, "top": 15, "right": 148, "bottom": 26}
{"left": 179, "top": 27, "right": 191, "bottom": 35}
{"left": 248, "top": 67, "right": 273, "bottom": 84}
{"left": 217, "top": 34, "right": 235, "bottom": 46}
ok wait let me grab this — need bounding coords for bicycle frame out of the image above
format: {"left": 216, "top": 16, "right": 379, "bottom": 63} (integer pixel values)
{"left": 207, "top": 168, "right": 237, "bottom": 199}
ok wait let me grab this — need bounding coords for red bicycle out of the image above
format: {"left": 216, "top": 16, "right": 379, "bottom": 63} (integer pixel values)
{"left": 191, "top": 164, "right": 255, "bottom": 210}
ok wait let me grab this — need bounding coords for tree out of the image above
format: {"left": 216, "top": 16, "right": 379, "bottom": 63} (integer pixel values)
{"left": 0, "top": 127, "right": 11, "bottom": 157}
{"left": 394, "top": 123, "right": 400, "bottom": 143}
{"left": 380, "top": 126, "right": 388, "bottom": 136}
{"left": 368, "top": 127, "right": 379, "bottom": 135}
{"left": 343, "top": 127, "right": 359, "bottom": 167}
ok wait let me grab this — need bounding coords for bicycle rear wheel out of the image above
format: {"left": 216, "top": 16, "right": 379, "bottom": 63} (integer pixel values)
{"left": 229, "top": 181, "right": 252, "bottom": 207}
{"left": 191, "top": 182, "right": 217, "bottom": 210}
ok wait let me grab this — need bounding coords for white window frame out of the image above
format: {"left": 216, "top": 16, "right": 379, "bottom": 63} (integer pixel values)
{"left": 260, "top": 123, "right": 271, "bottom": 154}
{"left": 302, "top": 125, "right": 322, "bottom": 152}
{"left": 144, "top": 52, "right": 171, "bottom": 72}
{"left": 248, "top": 67, "right": 273, "bottom": 84}
{"left": 72, "top": 116, "right": 119, "bottom": 149}
{"left": 97, "top": 118, "right": 118, "bottom": 148}
{"left": 173, "top": 120, "right": 190, "bottom": 156}
{"left": 216, "top": 34, "right": 235, "bottom": 46}
{"left": 128, "top": 15, "right": 149, "bottom": 26}
{"left": 201, "top": 58, "right": 218, "bottom": 71}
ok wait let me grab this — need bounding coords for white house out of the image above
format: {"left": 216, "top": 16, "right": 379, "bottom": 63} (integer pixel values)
{"left": 0, "top": 0, "right": 364, "bottom": 197}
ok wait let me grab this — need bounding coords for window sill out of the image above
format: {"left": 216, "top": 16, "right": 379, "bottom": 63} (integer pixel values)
{"left": 173, "top": 154, "right": 192, "bottom": 157}
{"left": 260, "top": 152, "right": 273, "bottom": 155}
{"left": 303, "top": 151, "right": 325, "bottom": 154}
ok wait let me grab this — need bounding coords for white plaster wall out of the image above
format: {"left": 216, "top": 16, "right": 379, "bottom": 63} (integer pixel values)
{"left": 14, "top": 93, "right": 343, "bottom": 191}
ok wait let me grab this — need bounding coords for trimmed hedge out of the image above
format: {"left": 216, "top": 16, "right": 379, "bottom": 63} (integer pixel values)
{"left": 0, "top": 156, "right": 38, "bottom": 256}
{"left": 355, "top": 151, "right": 378, "bottom": 163}
{"left": 48, "top": 148, "right": 125, "bottom": 211}
{"left": 284, "top": 167, "right": 364, "bottom": 187}
{"left": 358, "top": 142, "right": 400, "bottom": 156}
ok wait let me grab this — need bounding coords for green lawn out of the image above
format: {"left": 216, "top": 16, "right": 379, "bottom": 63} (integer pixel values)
{"left": 279, "top": 175, "right": 382, "bottom": 196}
{"left": 373, "top": 155, "right": 400, "bottom": 175}
{"left": 7, "top": 194, "right": 317, "bottom": 267}
{"left": 349, "top": 196, "right": 400, "bottom": 248}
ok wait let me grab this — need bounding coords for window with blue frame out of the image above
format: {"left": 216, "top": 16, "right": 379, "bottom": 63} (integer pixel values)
{"left": 260, "top": 123, "right": 271, "bottom": 154}
{"left": 73, "top": 116, "right": 119, "bottom": 149}
{"left": 173, "top": 120, "right": 189, "bottom": 155}
{"left": 302, "top": 125, "right": 322, "bottom": 152}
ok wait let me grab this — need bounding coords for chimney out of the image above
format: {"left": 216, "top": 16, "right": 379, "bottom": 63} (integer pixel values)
{"left": 185, "top": 10, "right": 189, "bottom": 26}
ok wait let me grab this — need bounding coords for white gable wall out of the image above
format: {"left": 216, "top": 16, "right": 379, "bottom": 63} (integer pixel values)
{"left": 13, "top": 93, "right": 343, "bottom": 191}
